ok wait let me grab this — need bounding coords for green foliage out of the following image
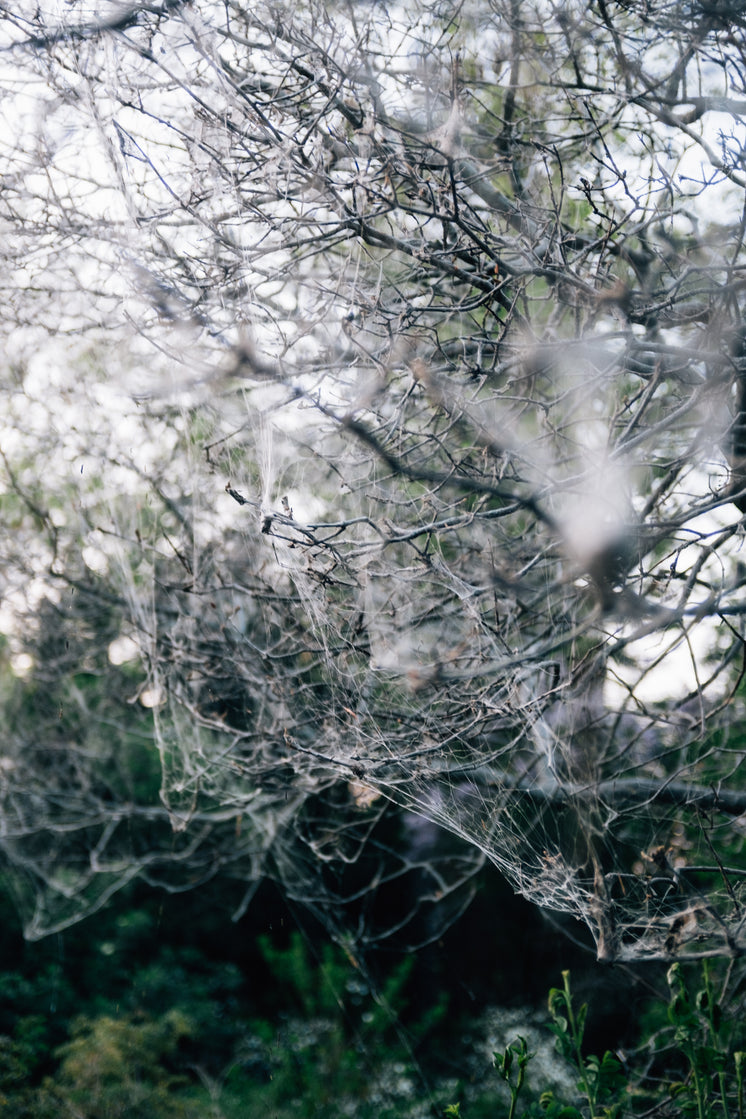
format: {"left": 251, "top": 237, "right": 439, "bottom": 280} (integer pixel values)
{"left": 54, "top": 1010, "right": 197, "bottom": 1119}
{"left": 444, "top": 971, "right": 628, "bottom": 1118}
{"left": 547, "top": 971, "right": 626, "bottom": 1118}
{"left": 0, "top": 881, "right": 455, "bottom": 1119}
{"left": 444, "top": 965, "right": 746, "bottom": 1119}
{"left": 495, "top": 1035, "right": 534, "bottom": 1119}
{"left": 255, "top": 931, "right": 348, "bottom": 1018}
{"left": 6, "top": 874, "right": 746, "bottom": 1119}
{"left": 664, "top": 961, "right": 746, "bottom": 1119}
{"left": 228, "top": 932, "right": 427, "bottom": 1117}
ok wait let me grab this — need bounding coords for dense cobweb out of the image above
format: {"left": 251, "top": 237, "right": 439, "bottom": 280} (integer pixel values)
{"left": 1, "top": 0, "right": 746, "bottom": 958}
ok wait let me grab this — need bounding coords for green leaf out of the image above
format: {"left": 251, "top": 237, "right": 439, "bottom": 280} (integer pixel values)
{"left": 576, "top": 1003, "right": 587, "bottom": 1045}
{"left": 496, "top": 1045, "right": 514, "bottom": 1079}
{"left": 548, "top": 987, "right": 567, "bottom": 1017}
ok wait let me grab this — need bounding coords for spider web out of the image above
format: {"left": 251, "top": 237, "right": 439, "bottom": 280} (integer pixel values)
{"left": 106, "top": 365, "right": 746, "bottom": 962}
{"left": 0, "top": 0, "right": 745, "bottom": 961}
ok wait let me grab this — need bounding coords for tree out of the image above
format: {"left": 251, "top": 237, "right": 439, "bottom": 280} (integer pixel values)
{"left": 1, "top": 0, "right": 746, "bottom": 960}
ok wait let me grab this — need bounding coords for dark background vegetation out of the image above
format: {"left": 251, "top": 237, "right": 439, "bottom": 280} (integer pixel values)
{"left": 0, "top": 858, "right": 659, "bottom": 1117}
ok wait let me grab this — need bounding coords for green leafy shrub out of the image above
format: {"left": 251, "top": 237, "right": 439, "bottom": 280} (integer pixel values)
{"left": 544, "top": 971, "right": 626, "bottom": 1118}
{"left": 53, "top": 1009, "right": 198, "bottom": 1119}
{"left": 663, "top": 962, "right": 746, "bottom": 1119}
{"left": 446, "top": 965, "right": 746, "bottom": 1119}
